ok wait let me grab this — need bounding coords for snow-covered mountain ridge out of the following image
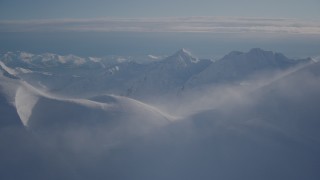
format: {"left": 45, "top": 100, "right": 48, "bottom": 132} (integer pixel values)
{"left": 1, "top": 48, "right": 310, "bottom": 100}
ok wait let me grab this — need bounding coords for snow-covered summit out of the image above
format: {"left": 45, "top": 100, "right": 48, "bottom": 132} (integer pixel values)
{"left": 164, "top": 48, "right": 199, "bottom": 66}
{"left": 176, "top": 48, "right": 193, "bottom": 56}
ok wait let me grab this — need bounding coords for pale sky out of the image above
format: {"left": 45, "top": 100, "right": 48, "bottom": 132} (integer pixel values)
{"left": 0, "top": 0, "right": 319, "bottom": 20}
{"left": 0, "top": 0, "right": 319, "bottom": 57}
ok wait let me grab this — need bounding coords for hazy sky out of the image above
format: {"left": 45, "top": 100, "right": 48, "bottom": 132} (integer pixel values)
{"left": 0, "top": 0, "right": 319, "bottom": 20}
{"left": 0, "top": 0, "right": 319, "bottom": 57}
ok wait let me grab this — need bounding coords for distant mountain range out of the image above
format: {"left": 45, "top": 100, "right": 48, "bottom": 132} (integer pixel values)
{"left": 0, "top": 48, "right": 311, "bottom": 100}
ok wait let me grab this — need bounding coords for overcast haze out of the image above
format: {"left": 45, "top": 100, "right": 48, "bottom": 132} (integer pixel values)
{"left": 0, "top": 0, "right": 320, "bottom": 20}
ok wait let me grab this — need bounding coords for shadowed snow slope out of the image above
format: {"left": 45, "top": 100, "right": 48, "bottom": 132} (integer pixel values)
{"left": 185, "top": 48, "right": 311, "bottom": 88}
{"left": 0, "top": 86, "right": 22, "bottom": 127}
{"left": 27, "top": 93, "right": 172, "bottom": 130}
{"left": 0, "top": 61, "right": 22, "bottom": 127}
{"left": 13, "top": 83, "right": 173, "bottom": 139}
{"left": 128, "top": 61, "right": 320, "bottom": 180}
{"left": 1, "top": 60, "right": 174, "bottom": 153}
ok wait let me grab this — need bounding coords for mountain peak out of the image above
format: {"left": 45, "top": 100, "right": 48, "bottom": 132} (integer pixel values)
{"left": 174, "top": 48, "right": 196, "bottom": 58}
{"left": 224, "top": 51, "right": 243, "bottom": 58}
{"left": 249, "top": 48, "right": 265, "bottom": 53}
{"left": 176, "top": 48, "right": 192, "bottom": 55}
{"left": 186, "top": 48, "right": 310, "bottom": 88}
{"left": 248, "top": 48, "right": 275, "bottom": 56}
{"left": 166, "top": 48, "right": 199, "bottom": 65}
{"left": 219, "top": 48, "right": 298, "bottom": 67}
{"left": 223, "top": 48, "right": 272, "bottom": 59}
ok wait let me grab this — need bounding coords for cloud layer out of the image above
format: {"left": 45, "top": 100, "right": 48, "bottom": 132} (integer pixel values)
{"left": 0, "top": 17, "right": 320, "bottom": 34}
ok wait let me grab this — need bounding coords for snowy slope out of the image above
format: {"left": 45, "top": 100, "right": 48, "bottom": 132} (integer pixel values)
{"left": 1, "top": 59, "right": 175, "bottom": 142}
{"left": 44, "top": 60, "right": 320, "bottom": 180}
{"left": 8, "top": 80, "right": 174, "bottom": 153}
{"left": 185, "top": 48, "right": 311, "bottom": 88}
{"left": 0, "top": 63, "right": 22, "bottom": 127}
{"left": 124, "top": 49, "right": 211, "bottom": 99}
{"left": 134, "top": 61, "right": 320, "bottom": 180}
{"left": 24, "top": 91, "right": 173, "bottom": 131}
{"left": 13, "top": 49, "right": 211, "bottom": 100}
{"left": 184, "top": 60, "right": 320, "bottom": 139}
{"left": 1, "top": 49, "right": 320, "bottom": 180}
